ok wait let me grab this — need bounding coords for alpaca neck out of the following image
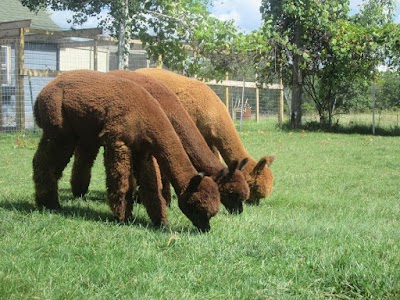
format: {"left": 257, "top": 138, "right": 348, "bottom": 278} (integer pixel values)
{"left": 213, "top": 120, "right": 256, "bottom": 168}
{"left": 168, "top": 119, "right": 222, "bottom": 175}
{"left": 152, "top": 144, "right": 195, "bottom": 195}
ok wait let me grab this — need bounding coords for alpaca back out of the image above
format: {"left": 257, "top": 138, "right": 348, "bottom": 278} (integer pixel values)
{"left": 34, "top": 82, "right": 65, "bottom": 131}
{"left": 135, "top": 68, "right": 250, "bottom": 160}
{"left": 135, "top": 68, "right": 225, "bottom": 128}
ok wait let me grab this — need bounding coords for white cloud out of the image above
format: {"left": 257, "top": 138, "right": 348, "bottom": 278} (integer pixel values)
{"left": 349, "top": 0, "right": 363, "bottom": 11}
{"left": 51, "top": 10, "right": 108, "bottom": 30}
{"left": 210, "top": 0, "right": 262, "bottom": 32}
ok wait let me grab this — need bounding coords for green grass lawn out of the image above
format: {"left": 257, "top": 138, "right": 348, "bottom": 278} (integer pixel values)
{"left": 0, "top": 122, "right": 399, "bottom": 299}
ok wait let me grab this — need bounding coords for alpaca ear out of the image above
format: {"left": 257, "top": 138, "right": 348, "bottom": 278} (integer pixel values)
{"left": 186, "top": 172, "right": 205, "bottom": 193}
{"left": 237, "top": 158, "right": 249, "bottom": 171}
{"left": 251, "top": 156, "right": 275, "bottom": 176}
{"left": 214, "top": 167, "right": 229, "bottom": 182}
{"left": 251, "top": 158, "right": 268, "bottom": 176}
{"left": 265, "top": 156, "right": 275, "bottom": 167}
{"left": 228, "top": 160, "right": 239, "bottom": 175}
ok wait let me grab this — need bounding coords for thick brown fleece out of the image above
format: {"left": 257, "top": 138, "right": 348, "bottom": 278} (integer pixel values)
{"left": 33, "top": 70, "right": 220, "bottom": 231}
{"left": 71, "top": 70, "right": 250, "bottom": 215}
{"left": 136, "top": 68, "right": 275, "bottom": 204}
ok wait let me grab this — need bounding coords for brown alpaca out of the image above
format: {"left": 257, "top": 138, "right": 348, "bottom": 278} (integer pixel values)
{"left": 136, "top": 68, "right": 275, "bottom": 204}
{"left": 71, "top": 70, "right": 250, "bottom": 214}
{"left": 32, "top": 70, "right": 220, "bottom": 231}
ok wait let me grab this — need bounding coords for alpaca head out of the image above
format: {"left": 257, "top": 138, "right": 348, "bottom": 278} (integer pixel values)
{"left": 243, "top": 156, "right": 275, "bottom": 204}
{"left": 178, "top": 173, "right": 220, "bottom": 232}
{"left": 212, "top": 158, "right": 250, "bottom": 214}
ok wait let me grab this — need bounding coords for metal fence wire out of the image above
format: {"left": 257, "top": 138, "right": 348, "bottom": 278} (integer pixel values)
{"left": 0, "top": 37, "right": 284, "bottom": 133}
{"left": 1, "top": 36, "right": 397, "bottom": 133}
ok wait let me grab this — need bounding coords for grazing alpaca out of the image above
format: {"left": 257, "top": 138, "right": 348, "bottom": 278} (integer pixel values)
{"left": 71, "top": 70, "right": 250, "bottom": 214}
{"left": 33, "top": 70, "right": 220, "bottom": 231}
{"left": 136, "top": 68, "right": 275, "bottom": 204}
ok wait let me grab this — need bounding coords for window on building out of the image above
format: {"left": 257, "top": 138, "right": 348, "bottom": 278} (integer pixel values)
{"left": 1, "top": 45, "right": 11, "bottom": 86}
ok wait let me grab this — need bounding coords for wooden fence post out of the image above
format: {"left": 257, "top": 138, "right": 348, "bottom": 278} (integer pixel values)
{"left": 225, "top": 72, "right": 229, "bottom": 115}
{"left": 15, "top": 28, "right": 25, "bottom": 131}
{"left": 157, "top": 54, "right": 163, "bottom": 69}
{"left": 256, "top": 87, "right": 260, "bottom": 123}
{"left": 0, "top": 46, "right": 3, "bottom": 131}
{"left": 93, "top": 41, "right": 98, "bottom": 71}
{"left": 278, "top": 76, "right": 284, "bottom": 126}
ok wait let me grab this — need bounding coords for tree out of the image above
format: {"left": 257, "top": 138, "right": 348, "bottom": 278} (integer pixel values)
{"left": 260, "top": 0, "right": 312, "bottom": 128}
{"left": 259, "top": 0, "right": 396, "bottom": 128}
{"left": 19, "top": 0, "right": 217, "bottom": 71}
{"left": 376, "top": 71, "right": 400, "bottom": 111}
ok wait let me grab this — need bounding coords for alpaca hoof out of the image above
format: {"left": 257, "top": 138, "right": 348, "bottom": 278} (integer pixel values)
{"left": 37, "top": 201, "right": 61, "bottom": 211}
{"left": 152, "top": 218, "right": 169, "bottom": 228}
{"left": 196, "top": 223, "right": 211, "bottom": 233}
{"left": 246, "top": 198, "right": 261, "bottom": 205}
{"left": 114, "top": 214, "right": 132, "bottom": 224}
{"left": 191, "top": 218, "right": 211, "bottom": 232}
{"left": 119, "top": 212, "right": 133, "bottom": 223}
{"left": 112, "top": 198, "right": 132, "bottom": 222}
{"left": 72, "top": 188, "right": 88, "bottom": 198}
{"left": 35, "top": 191, "right": 61, "bottom": 211}
{"left": 226, "top": 205, "right": 243, "bottom": 214}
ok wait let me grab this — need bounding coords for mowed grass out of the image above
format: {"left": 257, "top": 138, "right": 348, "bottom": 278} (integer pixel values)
{"left": 0, "top": 122, "right": 399, "bottom": 299}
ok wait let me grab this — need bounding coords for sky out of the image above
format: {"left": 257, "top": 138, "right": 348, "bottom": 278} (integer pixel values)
{"left": 209, "top": 0, "right": 400, "bottom": 32}
{"left": 50, "top": 0, "right": 400, "bottom": 33}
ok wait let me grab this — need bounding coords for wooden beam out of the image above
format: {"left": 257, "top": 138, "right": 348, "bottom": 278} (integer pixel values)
{"left": 206, "top": 79, "right": 282, "bottom": 90}
{"left": 28, "top": 27, "right": 102, "bottom": 39}
{"left": 57, "top": 39, "right": 116, "bottom": 48}
{"left": 0, "top": 29, "right": 22, "bottom": 39}
{"left": 0, "top": 20, "right": 31, "bottom": 31}
{"left": 22, "top": 69, "right": 62, "bottom": 78}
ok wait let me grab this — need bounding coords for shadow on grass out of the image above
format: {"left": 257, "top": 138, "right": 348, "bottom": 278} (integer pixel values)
{"left": 282, "top": 121, "right": 400, "bottom": 136}
{"left": 59, "top": 188, "right": 107, "bottom": 203}
{"left": 0, "top": 196, "right": 202, "bottom": 234}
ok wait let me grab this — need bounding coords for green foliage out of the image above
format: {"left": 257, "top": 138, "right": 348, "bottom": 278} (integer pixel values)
{"left": 375, "top": 71, "right": 400, "bottom": 110}
{"left": 259, "top": 0, "right": 397, "bottom": 128}
{"left": 19, "top": 0, "right": 232, "bottom": 76}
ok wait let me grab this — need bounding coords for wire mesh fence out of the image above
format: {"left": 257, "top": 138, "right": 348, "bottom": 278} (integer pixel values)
{"left": 208, "top": 83, "right": 282, "bottom": 121}
{"left": 1, "top": 30, "right": 398, "bottom": 134}
{"left": 0, "top": 34, "right": 283, "bottom": 133}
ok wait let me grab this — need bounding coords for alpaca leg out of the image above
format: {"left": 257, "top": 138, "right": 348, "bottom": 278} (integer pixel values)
{"left": 103, "top": 141, "right": 132, "bottom": 222}
{"left": 126, "top": 170, "right": 136, "bottom": 203}
{"left": 161, "top": 173, "right": 172, "bottom": 207}
{"left": 70, "top": 141, "right": 100, "bottom": 198}
{"left": 137, "top": 156, "right": 168, "bottom": 226}
{"left": 33, "top": 134, "right": 76, "bottom": 210}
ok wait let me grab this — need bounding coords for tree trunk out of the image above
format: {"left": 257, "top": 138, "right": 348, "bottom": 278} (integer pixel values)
{"left": 117, "top": 0, "right": 130, "bottom": 70}
{"left": 291, "top": 69, "right": 303, "bottom": 128}
{"left": 291, "top": 20, "right": 303, "bottom": 129}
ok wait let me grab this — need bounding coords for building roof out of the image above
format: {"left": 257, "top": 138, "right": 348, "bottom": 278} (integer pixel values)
{"left": 0, "top": 0, "right": 60, "bottom": 31}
